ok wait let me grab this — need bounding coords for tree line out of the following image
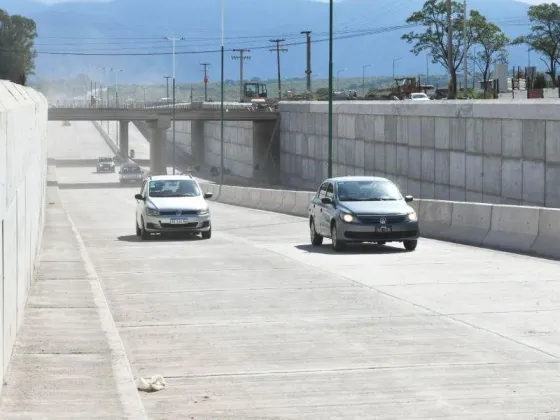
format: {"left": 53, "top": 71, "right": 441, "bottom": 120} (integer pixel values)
{"left": 0, "top": 9, "right": 37, "bottom": 86}
{"left": 402, "top": 0, "right": 560, "bottom": 97}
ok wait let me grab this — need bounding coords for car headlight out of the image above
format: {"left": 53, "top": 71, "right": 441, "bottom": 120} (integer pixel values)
{"left": 339, "top": 212, "right": 355, "bottom": 223}
{"left": 145, "top": 207, "right": 160, "bottom": 216}
{"left": 197, "top": 208, "right": 209, "bottom": 216}
{"left": 407, "top": 211, "right": 417, "bottom": 222}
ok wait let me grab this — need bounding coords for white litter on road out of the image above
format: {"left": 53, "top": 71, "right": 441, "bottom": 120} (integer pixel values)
{"left": 135, "top": 375, "right": 167, "bottom": 393}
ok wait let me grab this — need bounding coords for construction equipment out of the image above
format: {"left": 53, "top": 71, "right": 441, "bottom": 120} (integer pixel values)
{"left": 366, "top": 77, "right": 424, "bottom": 100}
{"left": 242, "top": 82, "right": 268, "bottom": 104}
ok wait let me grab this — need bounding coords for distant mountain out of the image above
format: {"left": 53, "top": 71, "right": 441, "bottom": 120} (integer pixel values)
{"left": 4, "top": 0, "right": 536, "bottom": 84}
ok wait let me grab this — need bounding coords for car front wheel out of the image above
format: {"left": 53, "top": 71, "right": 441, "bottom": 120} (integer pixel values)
{"left": 201, "top": 228, "right": 211, "bottom": 239}
{"left": 140, "top": 218, "right": 150, "bottom": 240}
{"left": 404, "top": 240, "right": 417, "bottom": 251}
{"left": 331, "top": 223, "right": 346, "bottom": 251}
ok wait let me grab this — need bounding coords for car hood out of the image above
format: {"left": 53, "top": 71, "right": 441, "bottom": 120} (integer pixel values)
{"left": 147, "top": 196, "right": 206, "bottom": 211}
{"left": 338, "top": 200, "right": 413, "bottom": 215}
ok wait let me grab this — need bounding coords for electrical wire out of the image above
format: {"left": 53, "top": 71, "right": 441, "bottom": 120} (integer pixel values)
{"left": 3, "top": 24, "right": 418, "bottom": 56}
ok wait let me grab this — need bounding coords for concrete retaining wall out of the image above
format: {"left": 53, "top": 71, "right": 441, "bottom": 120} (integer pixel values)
{"left": 164, "top": 120, "right": 254, "bottom": 178}
{"left": 279, "top": 101, "right": 560, "bottom": 207}
{"left": 0, "top": 81, "right": 48, "bottom": 383}
{"left": 201, "top": 182, "right": 560, "bottom": 260}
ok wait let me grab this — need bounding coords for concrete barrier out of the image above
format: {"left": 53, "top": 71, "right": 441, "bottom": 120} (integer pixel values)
{"left": 0, "top": 81, "right": 48, "bottom": 387}
{"left": 205, "top": 184, "right": 560, "bottom": 260}
{"left": 531, "top": 209, "right": 560, "bottom": 259}
{"left": 418, "top": 200, "right": 453, "bottom": 239}
{"left": 482, "top": 205, "right": 540, "bottom": 253}
{"left": 279, "top": 190, "right": 296, "bottom": 214}
{"left": 447, "top": 202, "right": 493, "bottom": 246}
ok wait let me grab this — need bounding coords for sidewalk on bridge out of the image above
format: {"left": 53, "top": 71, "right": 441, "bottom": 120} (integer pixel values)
{"left": 0, "top": 183, "right": 146, "bottom": 419}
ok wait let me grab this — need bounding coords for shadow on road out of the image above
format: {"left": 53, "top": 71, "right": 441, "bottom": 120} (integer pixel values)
{"left": 117, "top": 234, "right": 203, "bottom": 243}
{"left": 295, "top": 243, "right": 407, "bottom": 254}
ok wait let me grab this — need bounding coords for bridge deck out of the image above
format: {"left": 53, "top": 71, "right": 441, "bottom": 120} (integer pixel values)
{"left": 48, "top": 107, "right": 278, "bottom": 122}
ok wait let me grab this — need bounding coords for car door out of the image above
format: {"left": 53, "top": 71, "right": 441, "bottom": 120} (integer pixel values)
{"left": 315, "top": 182, "right": 331, "bottom": 235}
{"left": 136, "top": 180, "right": 147, "bottom": 225}
{"left": 321, "top": 182, "right": 336, "bottom": 234}
{"left": 310, "top": 183, "right": 326, "bottom": 222}
{"left": 311, "top": 182, "right": 328, "bottom": 234}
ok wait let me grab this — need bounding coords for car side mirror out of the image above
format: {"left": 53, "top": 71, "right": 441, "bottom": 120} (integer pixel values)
{"left": 405, "top": 195, "right": 414, "bottom": 202}
{"left": 203, "top": 192, "right": 213, "bottom": 199}
{"left": 118, "top": 170, "right": 122, "bottom": 174}
{"left": 134, "top": 194, "right": 144, "bottom": 200}
{"left": 321, "top": 197, "right": 333, "bottom": 204}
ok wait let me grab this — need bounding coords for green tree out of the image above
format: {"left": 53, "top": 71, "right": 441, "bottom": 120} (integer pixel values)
{"left": 402, "top": 0, "right": 474, "bottom": 98}
{"left": 0, "top": 9, "right": 38, "bottom": 85}
{"left": 513, "top": 2, "right": 560, "bottom": 87}
{"left": 470, "top": 10, "right": 509, "bottom": 93}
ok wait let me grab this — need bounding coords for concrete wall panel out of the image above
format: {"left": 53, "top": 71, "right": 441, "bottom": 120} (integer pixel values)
{"left": 0, "top": 81, "right": 48, "bottom": 386}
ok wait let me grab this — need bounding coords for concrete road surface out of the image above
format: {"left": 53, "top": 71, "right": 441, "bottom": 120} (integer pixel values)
{"left": 4, "top": 164, "right": 560, "bottom": 419}
{"left": 2, "top": 125, "right": 560, "bottom": 419}
{"left": 48, "top": 121, "right": 114, "bottom": 159}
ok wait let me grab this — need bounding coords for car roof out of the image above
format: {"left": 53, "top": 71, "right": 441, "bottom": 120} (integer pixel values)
{"left": 121, "top": 162, "right": 140, "bottom": 167}
{"left": 148, "top": 174, "right": 195, "bottom": 181}
{"left": 327, "top": 176, "right": 390, "bottom": 183}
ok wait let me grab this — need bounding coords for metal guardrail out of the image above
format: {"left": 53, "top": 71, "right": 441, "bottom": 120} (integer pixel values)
{"left": 49, "top": 100, "right": 274, "bottom": 112}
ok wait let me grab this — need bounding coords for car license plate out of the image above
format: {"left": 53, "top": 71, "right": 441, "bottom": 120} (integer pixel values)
{"left": 170, "top": 218, "right": 189, "bottom": 224}
{"left": 375, "top": 226, "right": 392, "bottom": 233}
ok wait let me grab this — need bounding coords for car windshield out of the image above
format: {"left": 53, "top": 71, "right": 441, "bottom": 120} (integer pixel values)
{"left": 148, "top": 179, "right": 201, "bottom": 197}
{"left": 121, "top": 166, "right": 141, "bottom": 173}
{"left": 336, "top": 180, "right": 402, "bottom": 201}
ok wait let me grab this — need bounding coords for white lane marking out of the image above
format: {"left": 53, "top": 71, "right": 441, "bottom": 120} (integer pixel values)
{"left": 64, "top": 209, "right": 148, "bottom": 420}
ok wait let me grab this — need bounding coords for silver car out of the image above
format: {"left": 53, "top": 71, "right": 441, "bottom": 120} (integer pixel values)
{"left": 135, "top": 174, "right": 213, "bottom": 240}
{"left": 308, "top": 176, "right": 420, "bottom": 252}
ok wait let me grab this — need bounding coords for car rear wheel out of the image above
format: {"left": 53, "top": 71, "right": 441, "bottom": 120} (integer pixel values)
{"left": 310, "top": 219, "right": 323, "bottom": 246}
{"left": 331, "top": 223, "right": 346, "bottom": 251}
{"left": 404, "top": 240, "right": 417, "bottom": 251}
{"left": 201, "top": 228, "right": 212, "bottom": 239}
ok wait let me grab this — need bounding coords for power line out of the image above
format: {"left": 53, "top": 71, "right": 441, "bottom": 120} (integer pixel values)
{"left": 232, "top": 48, "right": 251, "bottom": 102}
{"left": 269, "top": 39, "right": 288, "bottom": 100}
{"left": 1, "top": 24, "right": 418, "bottom": 56}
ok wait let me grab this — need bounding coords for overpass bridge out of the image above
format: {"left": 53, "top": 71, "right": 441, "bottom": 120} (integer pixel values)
{"left": 48, "top": 103, "right": 280, "bottom": 176}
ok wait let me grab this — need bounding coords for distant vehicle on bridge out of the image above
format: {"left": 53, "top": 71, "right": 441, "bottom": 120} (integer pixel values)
{"left": 96, "top": 156, "right": 115, "bottom": 173}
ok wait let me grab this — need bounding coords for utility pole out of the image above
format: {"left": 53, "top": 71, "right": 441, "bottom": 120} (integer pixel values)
{"left": 463, "top": 0, "right": 468, "bottom": 98}
{"left": 446, "top": 0, "right": 454, "bottom": 99}
{"left": 200, "top": 63, "right": 210, "bottom": 101}
{"left": 301, "top": 31, "right": 312, "bottom": 93}
{"left": 164, "top": 76, "right": 171, "bottom": 101}
{"left": 362, "top": 64, "right": 371, "bottom": 97}
{"left": 269, "top": 39, "right": 288, "bottom": 100}
{"left": 232, "top": 49, "right": 251, "bottom": 102}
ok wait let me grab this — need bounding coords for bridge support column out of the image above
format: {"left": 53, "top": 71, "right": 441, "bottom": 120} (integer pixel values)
{"left": 191, "top": 120, "right": 205, "bottom": 161}
{"left": 253, "top": 120, "right": 280, "bottom": 183}
{"left": 119, "top": 120, "right": 129, "bottom": 160}
{"left": 148, "top": 118, "right": 171, "bottom": 175}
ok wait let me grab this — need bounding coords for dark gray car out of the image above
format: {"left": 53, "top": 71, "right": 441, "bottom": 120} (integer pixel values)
{"left": 308, "top": 176, "right": 419, "bottom": 252}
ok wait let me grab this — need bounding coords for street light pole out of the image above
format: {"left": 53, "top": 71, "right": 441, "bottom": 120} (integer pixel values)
{"left": 392, "top": 57, "right": 402, "bottom": 80}
{"left": 110, "top": 68, "right": 122, "bottom": 107}
{"left": 164, "top": 36, "right": 185, "bottom": 175}
{"left": 336, "top": 68, "right": 346, "bottom": 91}
{"left": 462, "top": 0, "right": 468, "bottom": 98}
{"left": 164, "top": 76, "right": 171, "bottom": 104}
{"left": 220, "top": 0, "right": 225, "bottom": 186}
{"left": 362, "top": 64, "right": 371, "bottom": 97}
{"left": 327, "top": 0, "right": 333, "bottom": 178}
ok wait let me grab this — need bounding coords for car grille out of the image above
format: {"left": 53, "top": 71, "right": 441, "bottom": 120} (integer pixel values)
{"left": 357, "top": 215, "right": 406, "bottom": 224}
{"left": 345, "top": 230, "right": 418, "bottom": 240}
{"left": 159, "top": 222, "right": 199, "bottom": 228}
{"left": 158, "top": 210, "right": 199, "bottom": 216}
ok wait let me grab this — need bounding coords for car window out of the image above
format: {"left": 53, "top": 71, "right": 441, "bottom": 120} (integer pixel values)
{"left": 148, "top": 179, "right": 201, "bottom": 197}
{"left": 326, "top": 183, "right": 334, "bottom": 199}
{"left": 122, "top": 165, "right": 141, "bottom": 173}
{"left": 336, "top": 180, "right": 403, "bottom": 201}
{"left": 318, "top": 182, "right": 328, "bottom": 199}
